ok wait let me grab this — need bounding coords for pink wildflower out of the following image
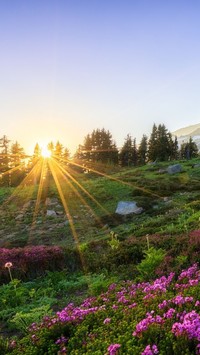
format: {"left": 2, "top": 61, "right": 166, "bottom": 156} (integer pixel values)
{"left": 103, "top": 317, "right": 111, "bottom": 324}
{"left": 5, "top": 262, "right": 13, "bottom": 268}
{"left": 141, "top": 344, "right": 159, "bottom": 355}
{"left": 108, "top": 343, "right": 121, "bottom": 355}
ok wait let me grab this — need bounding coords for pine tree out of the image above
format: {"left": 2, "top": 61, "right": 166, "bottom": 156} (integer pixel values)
{"left": 54, "top": 141, "right": 64, "bottom": 161}
{"left": 138, "top": 135, "right": 148, "bottom": 165}
{"left": 10, "top": 141, "right": 26, "bottom": 186}
{"left": 33, "top": 143, "right": 41, "bottom": 158}
{"left": 0, "top": 135, "right": 10, "bottom": 186}
{"left": 148, "top": 123, "right": 176, "bottom": 162}
{"left": 180, "top": 137, "right": 198, "bottom": 159}
{"left": 120, "top": 134, "right": 134, "bottom": 167}
{"left": 132, "top": 138, "right": 138, "bottom": 166}
{"left": 76, "top": 128, "right": 118, "bottom": 165}
{"left": 148, "top": 123, "right": 158, "bottom": 162}
{"left": 63, "top": 148, "right": 70, "bottom": 161}
{"left": 156, "top": 124, "right": 171, "bottom": 161}
{"left": 47, "top": 142, "right": 54, "bottom": 155}
{"left": 169, "top": 134, "right": 179, "bottom": 160}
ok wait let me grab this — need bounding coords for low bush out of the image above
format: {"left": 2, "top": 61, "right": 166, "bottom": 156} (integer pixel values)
{"left": 5, "top": 263, "right": 200, "bottom": 354}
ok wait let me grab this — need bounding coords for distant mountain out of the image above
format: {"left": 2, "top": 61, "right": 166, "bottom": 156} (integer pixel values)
{"left": 172, "top": 123, "right": 200, "bottom": 137}
{"left": 172, "top": 123, "right": 200, "bottom": 150}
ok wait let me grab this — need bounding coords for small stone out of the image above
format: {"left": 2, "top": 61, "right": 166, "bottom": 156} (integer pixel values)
{"left": 15, "top": 214, "right": 24, "bottom": 220}
{"left": 46, "top": 210, "right": 57, "bottom": 217}
{"left": 115, "top": 201, "right": 143, "bottom": 215}
{"left": 167, "top": 164, "right": 182, "bottom": 174}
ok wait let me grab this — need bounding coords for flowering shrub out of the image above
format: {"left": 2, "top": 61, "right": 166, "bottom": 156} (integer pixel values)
{"left": 6, "top": 263, "right": 200, "bottom": 354}
{"left": 0, "top": 246, "right": 65, "bottom": 282}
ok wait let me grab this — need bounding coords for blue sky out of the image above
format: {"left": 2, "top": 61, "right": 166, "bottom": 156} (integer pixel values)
{"left": 1, "top": 1, "right": 200, "bottom": 154}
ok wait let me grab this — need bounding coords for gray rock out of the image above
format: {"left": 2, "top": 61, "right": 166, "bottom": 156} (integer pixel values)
{"left": 56, "top": 210, "right": 64, "bottom": 215}
{"left": 167, "top": 164, "right": 182, "bottom": 174}
{"left": 23, "top": 201, "right": 32, "bottom": 209}
{"left": 45, "top": 198, "right": 58, "bottom": 206}
{"left": 148, "top": 161, "right": 157, "bottom": 165}
{"left": 158, "top": 168, "right": 167, "bottom": 174}
{"left": 115, "top": 201, "right": 143, "bottom": 215}
{"left": 15, "top": 214, "right": 24, "bottom": 220}
{"left": 45, "top": 198, "right": 51, "bottom": 206}
{"left": 163, "top": 197, "right": 170, "bottom": 202}
{"left": 46, "top": 210, "right": 57, "bottom": 218}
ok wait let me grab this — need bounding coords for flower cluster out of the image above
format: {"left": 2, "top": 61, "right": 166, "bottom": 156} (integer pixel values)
{"left": 107, "top": 343, "right": 121, "bottom": 355}
{"left": 0, "top": 246, "right": 65, "bottom": 282}
{"left": 141, "top": 344, "right": 159, "bottom": 355}
{"left": 8, "top": 263, "right": 200, "bottom": 355}
{"left": 172, "top": 310, "right": 200, "bottom": 341}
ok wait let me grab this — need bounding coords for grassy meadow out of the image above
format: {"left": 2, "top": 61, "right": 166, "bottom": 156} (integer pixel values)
{"left": 0, "top": 159, "right": 200, "bottom": 354}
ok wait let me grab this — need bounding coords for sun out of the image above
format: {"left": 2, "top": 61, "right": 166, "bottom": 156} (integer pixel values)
{"left": 41, "top": 145, "right": 51, "bottom": 158}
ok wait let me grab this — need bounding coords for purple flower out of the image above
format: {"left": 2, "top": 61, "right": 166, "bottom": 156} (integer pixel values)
{"left": 108, "top": 343, "right": 121, "bottom": 355}
{"left": 172, "top": 310, "right": 200, "bottom": 341}
{"left": 103, "top": 317, "right": 111, "bottom": 324}
{"left": 55, "top": 336, "right": 68, "bottom": 345}
{"left": 163, "top": 308, "right": 176, "bottom": 319}
{"left": 141, "top": 344, "right": 159, "bottom": 355}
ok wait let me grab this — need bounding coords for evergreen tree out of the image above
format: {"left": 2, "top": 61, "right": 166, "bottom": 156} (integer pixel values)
{"left": 0, "top": 135, "right": 10, "bottom": 186}
{"left": 33, "top": 143, "right": 41, "bottom": 158}
{"left": 76, "top": 128, "right": 118, "bottom": 165}
{"left": 156, "top": 124, "right": 171, "bottom": 161}
{"left": 170, "top": 135, "right": 179, "bottom": 160}
{"left": 132, "top": 138, "right": 138, "bottom": 166}
{"left": 47, "top": 141, "right": 54, "bottom": 155}
{"left": 10, "top": 141, "right": 26, "bottom": 186}
{"left": 180, "top": 137, "right": 198, "bottom": 159}
{"left": 10, "top": 141, "right": 25, "bottom": 166}
{"left": 63, "top": 148, "right": 70, "bottom": 161}
{"left": 54, "top": 141, "right": 64, "bottom": 161}
{"left": 28, "top": 143, "right": 41, "bottom": 185}
{"left": 148, "top": 123, "right": 177, "bottom": 162}
{"left": 110, "top": 141, "right": 119, "bottom": 165}
{"left": 148, "top": 123, "right": 158, "bottom": 162}
{"left": 138, "top": 135, "right": 148, "bottom": 165}
{"left": 120, "top": 134, "right": 134, "bottom": 167}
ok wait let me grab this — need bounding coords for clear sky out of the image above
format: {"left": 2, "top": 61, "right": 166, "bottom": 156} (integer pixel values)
{"left": 1, "top": 0, "right": 200, "bottom": 155}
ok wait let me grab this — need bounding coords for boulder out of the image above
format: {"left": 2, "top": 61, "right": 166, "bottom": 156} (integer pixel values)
{"left": 115, "top": 201, "right": 143, "bottom": 216}
{"left": 167, "top": 164, "right": 182, "bottom": 174}
{"left": 46, "top": 210, "right": 57, "bottom": 218}
{"left": 45, "top": 198, "right": 58, "bottom": 206}
{"left": 23, "top": 201, "right": 32, "bottom": 209}
{"left": 15, "top": 214, "right": 24, "bottom": 220}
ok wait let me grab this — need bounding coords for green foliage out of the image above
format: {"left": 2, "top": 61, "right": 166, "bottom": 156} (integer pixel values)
{"left": 107, "top": 231, "right": 120, "bottom": 250}
{"left": 75, "top": 128, "right": 118, "bottom": 165}
{"left": 119, "top": 134, "right": 138, "bottom": 167}
{"left": 6, "top": 264, "right": 200, "bottom": 355}
{"left": 138, "top": 134, "right": 148, "bottom": 165}
{"left": 86, "top": 273, "right": 118, "bottom": 296}
{"left": 148, "top": 123, "right": 177, "bottom": 162}
{"left": 180, "top": 136, "right": 198, "bottom": 159}
{"left": 10, "top": 305, "right": 52, "bottom": 333}
{"left": 137, "top": 247, "right": 166, "bottom": 280}
{"left": 0, "top": 336, "right": 10, "bottom": 354}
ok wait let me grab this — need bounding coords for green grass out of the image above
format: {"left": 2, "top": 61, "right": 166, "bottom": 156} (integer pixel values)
{"left": 0, "top": 158, "right": 200, "bottom": 347}
{"left": 0, "top": 158, "right": 200, "bottom": 247}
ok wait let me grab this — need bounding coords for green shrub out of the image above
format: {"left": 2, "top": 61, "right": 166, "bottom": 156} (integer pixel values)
{"left": 137, "top": 247, "right": 166, "bottom": 281}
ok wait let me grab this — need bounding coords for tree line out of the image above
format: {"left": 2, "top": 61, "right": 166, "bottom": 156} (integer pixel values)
{"left": 0, "top": 123, "right": 199, "bottom": 186}
{"left": 75, "top": 124, "right": 198, "bottom": 166}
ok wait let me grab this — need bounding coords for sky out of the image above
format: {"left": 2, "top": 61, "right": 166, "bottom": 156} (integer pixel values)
{"left": 1, "top": 0, "right": 200, "bottom": 155}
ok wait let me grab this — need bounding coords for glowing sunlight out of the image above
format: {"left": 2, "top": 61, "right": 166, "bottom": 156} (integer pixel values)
{"left": 41, "top": 145, "right": 51, "bottom": 158}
